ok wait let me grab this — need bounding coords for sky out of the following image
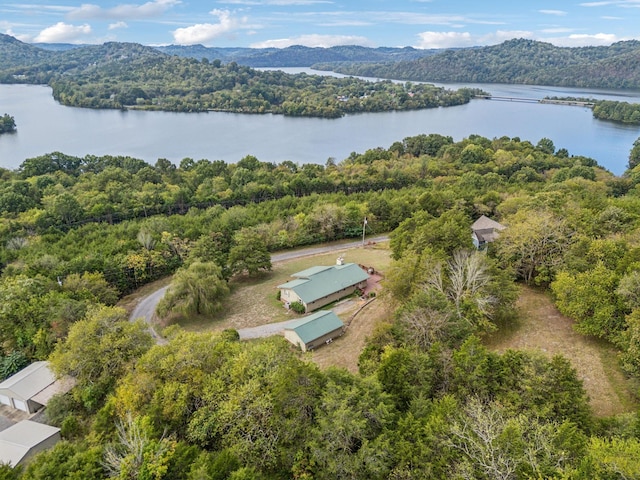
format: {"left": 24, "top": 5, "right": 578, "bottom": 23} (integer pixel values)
{"left": 1, "top": 0, "right": 639, "bottom": 49}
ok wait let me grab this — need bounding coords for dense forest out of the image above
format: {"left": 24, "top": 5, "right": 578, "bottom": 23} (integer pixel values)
{"left": 1, "top": 131, "right": 640, "bottom": 478}
{"left": 592, "top": 100, "right": 640, "bottom": 124}
{"left": 543, "top": 97, "right": 640, "bottom": 126}
{"left": 319, "top": 38, "right": 640, "bottom": 89}
{"left": 0, "top": 34, "right": 480, "bottom": 118}
{"left": 0, "top": 114, "right": 16, "bottom": 134}
{"left": 34, "top": 42, "right": 438, "bottom": 66}
{"left": 155, "top": 44, "right": 437, "bottom": 67}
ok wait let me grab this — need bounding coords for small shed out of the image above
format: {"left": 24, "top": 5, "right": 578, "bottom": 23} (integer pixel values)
{"left": 472, "top": 215, "right": 506, "bottom": 249}
{"left": 284, "top": 310, "right": 345, "bottom": 352}
{"left": 0, "top": 420, "right": 61, "bottom": 467}
{"left": 277, "top": 263, "right": 369, "bottom": 313}
{"left": 0, "top": 361, "right": 72, "bottom": 414}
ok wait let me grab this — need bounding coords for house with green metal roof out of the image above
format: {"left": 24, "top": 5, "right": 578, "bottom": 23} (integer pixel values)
{"left": 277, "top": 263, "right": 369, "bottom": 313}
{"left": 283, "top": 310, "right": 345, "bottom": 351}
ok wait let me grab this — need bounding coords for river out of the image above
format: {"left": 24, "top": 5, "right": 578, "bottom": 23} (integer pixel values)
{"left": 1, "top": 72, "right": 639, "bottom": 175}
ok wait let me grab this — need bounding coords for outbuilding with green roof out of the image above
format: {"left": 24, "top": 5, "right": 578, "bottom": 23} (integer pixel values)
{"left": 283, "top": 310, "right": 345, "bottom": 351}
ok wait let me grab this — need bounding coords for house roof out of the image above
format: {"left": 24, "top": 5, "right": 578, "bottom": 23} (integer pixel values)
{"left": 0, "top": 361, "right": 56, "bottom": 402}
{"left": 0, "top": 420, "right": 60, "bottom": 467}
{"left": 474, "top": 228, "right": 500, "bottom": 243}
{"left": 285, "top": 310, "right": 344, "bottom": 344}
{"left": 472, "top": 215, "right": 506, "bottom": 232}
{"left": 277, "top": 263, "right": 369, "bottom": 304}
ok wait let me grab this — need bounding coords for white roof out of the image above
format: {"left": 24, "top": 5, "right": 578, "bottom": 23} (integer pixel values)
{"left": 0, "top": 420, "right": 60, "bottom": 466}
{"left": 0, "top": 361, "right": 56, "bottom": 401}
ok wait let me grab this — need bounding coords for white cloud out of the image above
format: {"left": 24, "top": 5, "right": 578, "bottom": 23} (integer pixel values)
{"left": 4, "top": 28, "right": 32, "bottom": 42}
{"left": 5, "top": 4, "right": 74, "bottom": 14}
{"left": 172, "top": 9, "right": 248, "bottom": 45}
{"left": 414, "top": 28, "right": 634, "bottom": 49}
{"left": 581, "top": 0, "right": 640, "bottom": 6}
{"left": 547, "top": 32, "right": 621, "bottom": 46}
{"left": 415, "top": 30, "right": 532, "bottom": 49}
{"left": 108, "top": 21, "right": 128, "bottom": 30}
{"left": 539, "top": 9, "right": 568, "bottom": 16}
{"left": 219, "top": 0, "right": 331, "bottom": 4}
{"left": 481, "top": 30, "right": 534, "bottom": 44}
{"left": 34, "top": 22, "right": 91, "bottom": 43}
{"left": 415, "top": 31, "right": 473, "bottom": 49}
{"left": 68, "top": 0, "right": 180, "bottom": 20}
{"left": 250, "top": 34, "right": 372, "bottom": 48}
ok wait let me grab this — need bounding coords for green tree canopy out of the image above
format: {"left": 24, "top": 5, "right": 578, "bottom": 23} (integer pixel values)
{"left": 228, "top": 229, "right": 272, "bottom": 277}
{"left": 49, "top": 305, "right": 153, "bottom": 410}
{"left": 156, "top": 261, "right": 230, "bottom": 318}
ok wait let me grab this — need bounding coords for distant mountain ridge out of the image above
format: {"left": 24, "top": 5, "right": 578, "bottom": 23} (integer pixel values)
{"left": 156, "top": 44, "right": 439, "bottom": 67}
{"left": 0, "top": 35, "right": 438, "bottom": 66}
{"left": 6, "top": 35, "right": 640, "bottom": 89}
{"left": 320, "top": 38, "right": 640, "bottom": 89}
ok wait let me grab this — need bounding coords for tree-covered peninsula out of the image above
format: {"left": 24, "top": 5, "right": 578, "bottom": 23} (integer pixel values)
{"left": 0, "top": 34, "right": 482, "bottom": 118}
{"left": 318, "top": 38, "right": 640, "bottom": 89}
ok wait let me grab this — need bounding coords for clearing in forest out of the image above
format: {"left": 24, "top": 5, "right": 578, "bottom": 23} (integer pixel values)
{"left": 485, "top": 286, "right": 636, "bottom": 417}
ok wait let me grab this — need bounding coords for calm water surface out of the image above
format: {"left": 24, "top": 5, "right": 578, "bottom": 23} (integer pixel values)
{"left": 1, "top": 75, "right": 639, "bottom": 175}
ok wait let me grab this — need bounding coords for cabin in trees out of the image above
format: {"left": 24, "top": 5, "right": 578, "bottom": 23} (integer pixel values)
{"left": 471, "top": 215, "right": 506, "bottom": 249}
{"left": 277, "top": 263, "right": 369, "bottom": 313}
{"left": 0, "top": 420, "right": 61, "bottom": 467}
{"left": 284, "top": 310, "right": 345, "bottom": 352}
{"left": 0, "top": 361, "right": 74, "bottom": 414}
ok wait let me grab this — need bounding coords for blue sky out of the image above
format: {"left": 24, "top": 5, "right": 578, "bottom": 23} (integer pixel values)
{"left": 1, "top": 0, "right": 639, "bottom": 48}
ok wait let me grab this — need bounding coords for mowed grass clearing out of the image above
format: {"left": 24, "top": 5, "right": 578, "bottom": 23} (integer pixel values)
{"left": 485, "top": 286, "right": 637, "bottom": 417}
{"left": 176, "top": 242, "right": 392, "bottom": 331}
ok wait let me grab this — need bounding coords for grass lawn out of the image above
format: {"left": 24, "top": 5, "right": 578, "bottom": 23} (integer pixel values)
{"left": 176, "top": 242, "right": 392, "bottom": 334}
{"left": 485, "top": 285, "right": 638, "bottom": 417}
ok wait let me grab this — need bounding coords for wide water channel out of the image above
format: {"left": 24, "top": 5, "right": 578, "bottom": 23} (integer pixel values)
{"left": 1, "top": 70, "right": 640, "bottom": 174}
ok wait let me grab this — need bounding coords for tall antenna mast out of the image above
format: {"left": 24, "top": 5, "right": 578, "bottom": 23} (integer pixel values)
{"left": 362, "top": 216, "right": 367, "bottom": 246}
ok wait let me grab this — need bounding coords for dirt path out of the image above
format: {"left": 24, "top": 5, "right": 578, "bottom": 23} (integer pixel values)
{"left": 486, "top": 286, "right": 635, "bottom": 417}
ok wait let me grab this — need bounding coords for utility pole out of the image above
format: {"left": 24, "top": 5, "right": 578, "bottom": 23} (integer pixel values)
{"left": 362, "top": 216, "right": 367, "bottom": 246}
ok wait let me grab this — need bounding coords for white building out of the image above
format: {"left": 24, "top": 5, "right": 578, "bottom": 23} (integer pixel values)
{"left": 0, "top": 420, "right": 61, "bottom": 467}
{"left": 0, "top": 361, "right": 73, "bottom": 414}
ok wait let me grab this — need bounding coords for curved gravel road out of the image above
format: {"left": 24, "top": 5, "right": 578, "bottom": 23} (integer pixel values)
{"left": 129, "top": 235, "right": 389, "bottom": 342}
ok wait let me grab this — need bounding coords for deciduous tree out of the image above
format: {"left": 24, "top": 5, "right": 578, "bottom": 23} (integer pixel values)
{"left": 228, "top": 229, "right": 271, "bottom": 277}
{"left": 157, "top": 262, "right": 229, "bottom": 317}
{"left": 496, "top": 208, "right": 571, "bottom": 285}
{"left": 49, "top": 306, "right": 153, "bottom": 410}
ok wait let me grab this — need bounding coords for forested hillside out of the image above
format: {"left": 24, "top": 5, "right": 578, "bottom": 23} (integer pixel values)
{"left": 156, "top": 44, "right": 435, "bottom": 67}
{"left": 1, "top": 133, "right": 640, "bottom": 478}
{"left": 320, "top": 38, "right": 640, "bottom": 89}
{"left": 30, "top": 42, "right": 437, "bottom": 66}
{"left": 0, "top": 34, "right": 478, "bottom": 118}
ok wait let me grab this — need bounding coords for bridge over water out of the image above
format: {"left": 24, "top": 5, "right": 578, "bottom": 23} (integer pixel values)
{"left": 474, "top": 95, "right": 595, "bottom": 108}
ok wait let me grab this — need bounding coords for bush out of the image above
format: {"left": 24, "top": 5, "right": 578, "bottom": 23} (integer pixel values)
{"left": 369, "top": 291, "right": 377, "bottom": 298}
{"left": 220, "top": 329, "right": 240, "bottom": 342}
{"left": 290, "top": 301, "right": 306, "bottom": 314}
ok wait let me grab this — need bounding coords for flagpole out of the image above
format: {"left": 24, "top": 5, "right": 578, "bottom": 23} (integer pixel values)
{"left": 362, "top": 216, "right": 367, "bottom": 246}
